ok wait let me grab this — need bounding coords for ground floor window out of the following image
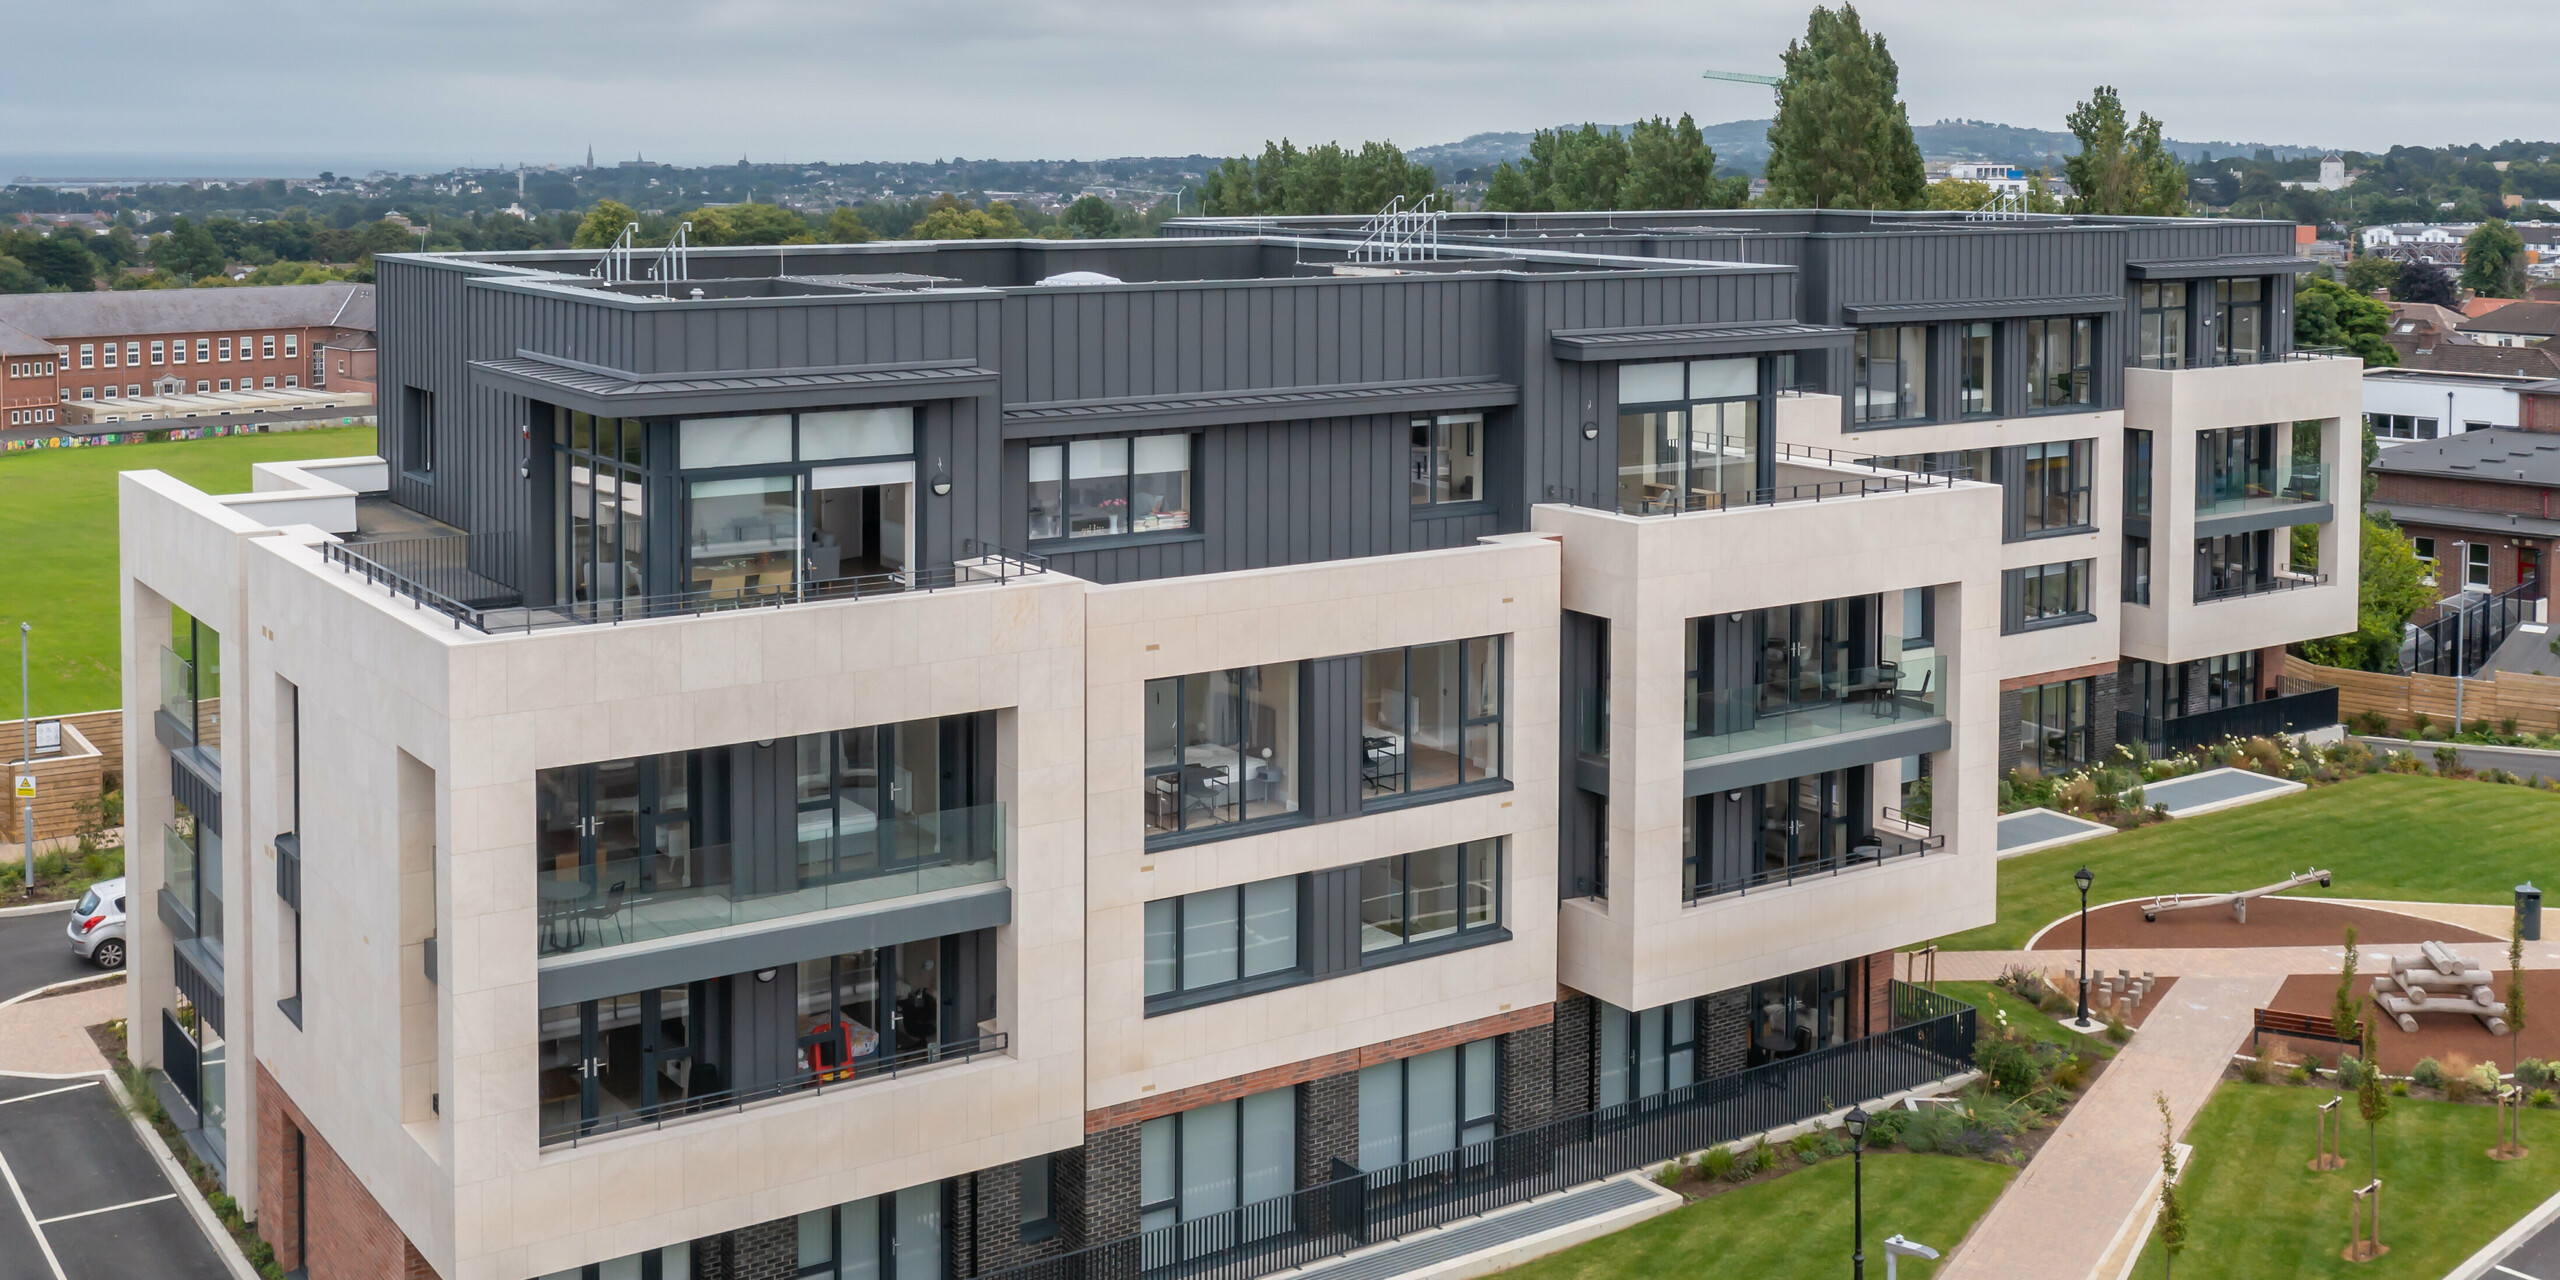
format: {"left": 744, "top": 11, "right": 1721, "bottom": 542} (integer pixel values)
{"left": 1597, "top": 999, "right": 1695, "bottom": 1107}
{"left": 2204, "top": 651, "right": 2261, "bottom": 709}
{"left": 540, "top": 1242, "right": 692, "bottom": 1280}
{"left": 2018, "top": 678, "right": 2093, "bottom": 772}
{"left": 797, "top": 1184, "right": 943, "bottom": 1280}
{"left": 1358, "top": 1039, "right": 1497, "bottom": 1171}
{"left": 1746, "top": 961, "right": 1855, "bottom": 1068}
{"left": 1140, "top": 1088, "right": 1295, "bottom": 1261}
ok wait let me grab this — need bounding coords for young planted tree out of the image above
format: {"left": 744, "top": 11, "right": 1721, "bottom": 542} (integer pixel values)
{"left": 2156, "top": 1091, "right": 2188, "bottom": 1278}
{"left": 2333, "top": 926, "right": 2362, "bottom": 1044}
{"left": 1760, "top": 4, "right": 1926, "bottom": 210}
{"left": 2357, "top": 1020, "right": 2390, "bottom": 1178}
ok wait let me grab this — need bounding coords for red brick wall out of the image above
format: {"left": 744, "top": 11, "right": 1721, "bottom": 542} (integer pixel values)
{"left": 2371, "top": 470, "right": 2554, "bottom": 518}
{"left": 1083, "top": 1003, "right": 1555, "bottom": 1133}
{"left": 256, "top": 1061, "right": 440, "bottom": 1280}
{"left": 51, "top": 326, "right": 332, "bottom": 401}
{"left": 2388, "top": 517, "right": 2553, "bottom": 596}
{"left": 2523, "top": 392, "right": 2560, "bottom": 434}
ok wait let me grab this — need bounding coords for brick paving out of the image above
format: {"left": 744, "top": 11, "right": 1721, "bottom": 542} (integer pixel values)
{"left": 1928, "top": 920, "right": 2560, "bottom": 1280}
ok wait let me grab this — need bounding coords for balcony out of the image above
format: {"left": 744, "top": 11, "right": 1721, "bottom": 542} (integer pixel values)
{"left": 2194, "top": 568, "right": 2328, "bottom": 604}
{"left": 2196, "top": 461, "right": 2327, "bottom": 520}
{"left": 322, "top": 532, "right": 1049, "bottom": 634}
{"left": 1545, "top": 438, "right": 1967, "bottom": 520}
{"left": 535, "top": 803, "right": 1005, "bottom": 957}
{"left": 540, "top": 1030, "right": 1009, "bottom": 1148}
{"left": 1685, "top": 654, "right": 1947, "bottom": 761}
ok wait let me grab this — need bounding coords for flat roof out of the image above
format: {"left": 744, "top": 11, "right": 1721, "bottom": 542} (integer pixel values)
{"left": 2364, "top": 367, "right": 2553, "bottom": 388}
{"left": 2370, "top": 427, "right": 2560, "bottom": 485}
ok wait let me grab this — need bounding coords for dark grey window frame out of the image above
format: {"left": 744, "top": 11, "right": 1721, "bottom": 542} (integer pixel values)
{"left": 1360, "top": 1037, "right": 1500, "bottom": 1171}
{"left": 1142, "top": 876, "right": 1308, "bottom": 1014}
{"left": 401, "top": 385, "right": 435, "bottom": 481}
{"left": 1026, "top": 431, "right": 1197, "bottom": 550}
{"left": 2137, "top": 282, "right": 2191, "bottom": 370}
{"left": 2020, "top": 677, "right": 2095, "bottom": 771}
{"left": 1853, "top": 324, "right": 1932, "bottom": 425}
{"left": 2002, "top": 560, "right": 2095, "bottom": 634}
{"left": 1020, "top": 1153, "right": 1059, "bottom": 1242}
{"left": 2023, "top": 316, "right": 2097, "bottom": 413}
{"left": 2122, "top": 535, "right": 2151, "bottom": 605}
{"left": 2005, "top": 439, "right": 2093, "bottom": 540}
{"left": 1143, "top": 662, "right": 1310, "bottom": 850}
{"left": 1409, "top": 412, "right": 1490, "bottom": 512}
{"left": 1359, "top": 636, "right": 1507, "bottom": 809}
{"left": 796, "top": 1181, "right": 951, "bottom": 1280}
{"left": 1958, "top": 321, "right": 1998, "bottom": 418}
{"left": 1356, "top": 840, "right": 1505, "bottom": 967}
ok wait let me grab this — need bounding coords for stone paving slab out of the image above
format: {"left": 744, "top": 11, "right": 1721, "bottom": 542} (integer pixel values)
{"left": 0, "top": 982, "right": 119, "bottom": 1076}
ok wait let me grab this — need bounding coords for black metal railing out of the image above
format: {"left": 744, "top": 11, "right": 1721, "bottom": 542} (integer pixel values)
{"left": 540, "top": 1032, "right": 1010, "bottom": 1148}
{"left": 162, "top": 1010, "right": 201, "bottom": 1108}
{"left": 2121, "top": 686, "right": 2342, "bottom": 755}
{"left": 2194, "top": 569, "right": 2330, "bottom": 604}
{"left": 976, "top": 984, "right": 1973, "bottom": 1280}
{"left": 323, "top": 538, "right": 1049, "bottom": 634}
{"left": 2405, "top": 579, "right": 2543, "bottom": 677}
{"left": 1684, "top": 830, "right": 1946, "bottom": 905}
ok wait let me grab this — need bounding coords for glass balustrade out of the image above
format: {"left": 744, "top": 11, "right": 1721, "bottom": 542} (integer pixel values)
{"left": 1685, "top": 654, "right": 1947, "bottom": 761}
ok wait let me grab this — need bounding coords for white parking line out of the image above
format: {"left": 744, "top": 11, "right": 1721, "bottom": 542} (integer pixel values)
{"left": 0, "top": 1081, "right": 98, "bottom": 1108}
{"left": 36, "top": 1191, "right": 177, "bottom": 1226}
{"left": 2500, "top": 1265, "right": 2548, "bottom": 1280}
{"left": 0, "top": 1145, "right": 68, "bottom": 1280}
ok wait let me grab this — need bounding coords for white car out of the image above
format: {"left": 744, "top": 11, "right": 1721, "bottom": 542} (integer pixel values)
{"left": 65, "top": 877, "right": 126, "bottom": 970}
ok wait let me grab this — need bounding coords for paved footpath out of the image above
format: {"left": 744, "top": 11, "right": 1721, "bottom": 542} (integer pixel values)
{"left": 0, "top": 981, "right": 121, "bottom": 1076}
{"left": 1930, "top": 933, "right": 2560, "bottom": 1280}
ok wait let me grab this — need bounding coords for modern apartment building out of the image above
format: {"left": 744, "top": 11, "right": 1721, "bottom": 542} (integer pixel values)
{"left": 118, "top": 208, "right": 2357, "bottom": 1280}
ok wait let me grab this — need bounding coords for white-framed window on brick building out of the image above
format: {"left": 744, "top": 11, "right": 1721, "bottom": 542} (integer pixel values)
{"left": 150, "top": 340, "right": 165, "bottom": 364}
{"left": 283, "top": 333, "right": 298, "bottom": 357}
{"left": 261, "top": 335, "right": 275, "bottom": 359}
{"left": 195, "top": 339, "right": 210, "bottom": 361}
{"left": 125, "top": 342, "right": 139, "bottom": 365}
{"left": 218, "top": 338, "right": 232, "bottom": 361}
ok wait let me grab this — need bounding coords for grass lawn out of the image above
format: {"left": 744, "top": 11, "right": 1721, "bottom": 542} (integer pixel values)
{"left": 0, "top": 426, "right": 375, "bottom": 717}
{"left": 1497, "top": 1153, "right": 2013, "bottom": 1280}
{"left": 1936, "top": 773, "right": 2560, "bottom": 951}
{"left": 1935, "top": 980, "right": 2116, "bottom": 1059}
{"left": 2132, "top": 1081, "right": 2560, "bottom": 1278}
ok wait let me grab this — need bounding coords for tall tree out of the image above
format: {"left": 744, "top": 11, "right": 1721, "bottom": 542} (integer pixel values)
{"left": 2295, "top": 276, "right": 2399, "bottom": 366}
{"left": 146, "top": 217, "right": 222, "bottom": 282}
{"left": 2394, "top": 260, "right": 2458, "bottom": 306}
{"left": 20, "top": 234, "right": 100, "bottom": 290}
{"left": 2062, "top": 86, "right": 2188, "bottom": 216}
{"left": 0, "top": 253, "right": 35, "bottom": 295}
{"left": 2344, "top": 254, "right": 2401, "bottom": 298}
{"left": 2300, "top": 514, "right": 2438, "bottom": 672}
{"left": 572, "top": 199, "right": 639, "bottom": 249}
{"left": 1060, "top": 196, "right": 1122, "bottom": 239}
{"left": 2462, "top": 218, "right": 2529, "bottom": 298}
{"left": 1761, "top": 4, "right": 1926, "bottom": 210}
{"left": 822, "top": 206, "right": 877, "bottom": 244}
{"left": 1197, "top": 139, "right": 1440, "bottom": 217}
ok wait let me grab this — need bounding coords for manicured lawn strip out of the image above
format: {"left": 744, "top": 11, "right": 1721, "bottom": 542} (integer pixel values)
{"left": 1935, "top": 980, "right": 2115, "bottom": 1059}
{"left": 2131, "top": 1081, "right": 2560, "bottom": 1279}
{"left": 0, "top": 427, "right": 375, "bottom": 717}
{"left": 1936, "top": 774, "right": 2560, "bottom": 952}
{"left": 1496, "top": 1152, "right": 2012, "bottom": 1280}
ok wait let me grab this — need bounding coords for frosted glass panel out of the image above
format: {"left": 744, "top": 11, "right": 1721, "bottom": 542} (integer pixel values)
{"left": 1181, "top": 1100, "right": 1240, "bottom": 1217}
{"left": 1182, "top": 888, "right": 1239, "bottom": 989}
{"left": 1238, "top": 1089, "right": 1295, "bottom": 1204}
{"left": 1133, "top": 433, "right": 1190, "bottom": 473}
{"left": 1688, "top": 357, "right": 1756, "bottom": 399}
{"left": 1619, "top": 362, "right": 1684, "bottom": 404}
{"left": 1407, "top": 1048, "right": 1458, "bottom": 1159}
{"left": 892, "top": 1185, "right": 939, "bottom": 1280}
{"left": 842, "top": 1197, "right": 880, "bottom": 1280}
{"left": 802, "top": 407, "right": 914, "bottom": 460}
{"left": 1241, "top": 878, "right": 1296, "bottom": 978}
{"left": 1462, "top": 1039, "right": 1496, "bottom": 1122}
{"left": 1357, "top": 1062, "right": 1403, "bottom": 1171}
{"left": 680, "top": 413, "right": 792, "bottom": 468}
{"left": 1597, "top": 1003, "right": 1630, "bottom": 1108}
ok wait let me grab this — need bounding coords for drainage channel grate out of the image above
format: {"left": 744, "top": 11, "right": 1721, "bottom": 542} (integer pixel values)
{"left": 1297, "top": 1178, "right": 1661, "bottom": 1280}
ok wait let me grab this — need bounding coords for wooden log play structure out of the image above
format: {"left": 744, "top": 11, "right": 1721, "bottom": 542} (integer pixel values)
{"left": 2142, "top": 868, "right": 2332, "bottom": 923}
{"left": 2370, "top": 941, "right": 2510, "bottom": 1035}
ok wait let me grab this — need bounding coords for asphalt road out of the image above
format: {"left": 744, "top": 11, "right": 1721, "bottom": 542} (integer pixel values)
{"left": 2494, "top": 1211, "right": 2560, "bottom": 1279}
{"left": 0, "top": 907, "right": 102, "bottom": 1004}
{"left": 0, "top": 1074, "right": 233, "bottom": 1280}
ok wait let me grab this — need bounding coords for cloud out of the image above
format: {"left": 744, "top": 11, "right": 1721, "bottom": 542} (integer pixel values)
{"left": 6, "top": 0, "right": 2550, "bottom": 170}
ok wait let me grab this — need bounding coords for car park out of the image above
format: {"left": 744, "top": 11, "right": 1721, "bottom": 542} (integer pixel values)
{"left": 64, "top": 877, "right": 125, "bottom": 970}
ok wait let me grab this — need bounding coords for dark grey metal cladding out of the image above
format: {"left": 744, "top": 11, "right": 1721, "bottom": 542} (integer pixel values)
{"left": 1306, "top": 655, "right": 1365, "bottom": 822}
{"left": 1306, "top": 867, "right": 1362, "bottom": 978}
{"left": 534, "top": 883, "right": 1011, "bottom": 1007}
{"left": 1681, "top": 717, "right": 1951, "bottom": 797}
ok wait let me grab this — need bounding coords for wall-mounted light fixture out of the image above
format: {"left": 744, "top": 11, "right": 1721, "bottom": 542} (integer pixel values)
{"left": 931, "top": 457, "right": 953, "bottom": 498}
{"left": 755, "top": 968, "right": 778, "bottom": 983}
{"left": 1582, "top": 421, "right": 1599, "bottom": 440}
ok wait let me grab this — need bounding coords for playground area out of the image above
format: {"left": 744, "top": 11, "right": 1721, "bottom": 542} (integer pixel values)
{"left": 2262, "top": 966, "right": 2560, "bottom": 1074}
{"left": 2028, "top": 896, "right": 2496, "bottom": 951}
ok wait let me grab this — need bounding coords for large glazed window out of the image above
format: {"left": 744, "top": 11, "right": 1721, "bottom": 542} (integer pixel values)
{"left": 1360, "top": 636, "right": 1504, "bottom": 800}
{"left": 2215, "top": 278, "right": 2266, "bottom": 362}
{"left": 2024, "top": 316, "right": 2095, "bottom": 410}
{"left": 1027, "top": 433, "right": 1192, "bottom": 542}
{"left": 1597, "top": 999, "right": 1694, "bottom": 1106}
{"left": 2010, "top": 439, "right": 2092, "bottom": 536}
{"left": 1959, "top": 322, "right": 1996, "bottom": 416}
{"left": 1357, "top": 1039, "right": 1497, "bottom": 1172}
{"left": 2138, "top": 282, "right": 2189, "bottom": 369}
{"left": 2003, "top": 560, "right": 2093, "bottom": 633}
{"left": 1853, "top": 325, "right": 1929, "bottom": 423}
{"left": 1139, "top": 1090, "right": 1296, "bottom": 1261}
{"left": 686, "top": 474, "right": 800, "bottom": 600}
{"left": 1357, "top": 840, "right": 1501, "bottom": 955}
{"left": 1614, "top": 358, "right": 1762, "bottom": 515}
{"left": 1144, "top": 876, "right": 1301, "bottom": 1001}
{"left": 796, "top": 1182, "right": 946, "bottom": 1280}
{"left": 1143, "top": 663, "right": 1302, "bottom": 838}
{"left": 2019, "top": 678, "right": 2093, "bottom": 771}
{"left": 556, "top": 411, "right": 649, "bottom": 613}
{"left": 1410, "top": 413, "right": 1486, "bottom": 506}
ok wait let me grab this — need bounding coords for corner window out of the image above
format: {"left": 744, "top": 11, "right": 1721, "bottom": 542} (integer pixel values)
{"left": 2025, "top": 316, "right": 2095, "bottom": 411}
{"left": 1360, "top": 636, "right": 1503, "bottom": 799}
{"left": 1144, "top": 876, "right": 1301, "bottom": 1002}
{"left": 1357, "top": 1039, "right": 1497, "bottom": 1172}
{"left": 2009, "top": 439, "right": 2092, "bottom": 536}
{"left": 1854, "top": 325, "right": 1929, "bottom": 423}
{"left": 1959, "top": 322, "right": 1995, "bottom": 416}
{"left": 1144, "top": 663, "right": 1302, "bottom": 838}
{"left": 1028, "top": 434, "right": 1192, "bottom": 542}
{"left": 2004, "top": 561, "right": 2093, "bottom": 633}
{"left": 1614, "top": 357, "right": 1762, "bottom": 515}
{"left": 1409, "top": 413, "right": 1484, "bottom": 507}
{"left": 1358, "top": 839, "right": 1501, "bottom": 956}
{"left": 2138, "top": 282, "right": 2189, "bottom": 370}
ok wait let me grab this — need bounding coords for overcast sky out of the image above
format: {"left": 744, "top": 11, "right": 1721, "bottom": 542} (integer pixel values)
{"left": 9, "top": 0, "right": 2551, "bottom": 175}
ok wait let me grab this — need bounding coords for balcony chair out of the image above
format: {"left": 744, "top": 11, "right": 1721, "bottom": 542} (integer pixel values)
{"left": 575, "top": 880, "right": 630, "bottom": 947}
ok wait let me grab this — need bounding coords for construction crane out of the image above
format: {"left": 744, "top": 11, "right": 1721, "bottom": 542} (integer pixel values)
{"left": 1701, "top": 69, "right": 1781, "bottom": 86}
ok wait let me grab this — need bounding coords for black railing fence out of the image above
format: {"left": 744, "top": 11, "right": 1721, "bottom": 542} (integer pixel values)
{"left": 2120, "top": 685, "right": 2342, "bottom": 756}
{"left": 2404, "top": 580, "right": 2542, "bottom": 677}
{"left": 978, "top": 983, "right": 1974, "bottom": 1280}
{"left": 1684, "top": 830, "right": 1947, "bottom": 904}
{"left": 541, "top": 1032, "right": 1010, "bottom": 1148}
{"left": 322, "top": 536, "right": 1049, "bottom": 634}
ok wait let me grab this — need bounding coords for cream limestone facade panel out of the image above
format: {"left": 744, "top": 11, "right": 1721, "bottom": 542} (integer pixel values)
{"left": 124, "top": 466, "right": 1090, "bottom": 1280}
{"left": 1531, "top": 477, "right": 2004, "bottom": 1013}
{"left": 2121, "top": 357, "right": 2364, "bottom": 665}
{"left": 1082, "top": 536, "right": 1561, "bottom": 1113}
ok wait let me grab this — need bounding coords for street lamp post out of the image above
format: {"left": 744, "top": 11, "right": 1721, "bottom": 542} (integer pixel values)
{"left": 1846, "top": 1105, "right": 1870, "bottom": 1279}
{"left": 18, "top": 622, "right": 29, "bottom": 898}
{"left": 2074, "top": 865, "right": 2096, "bottom": 1029}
